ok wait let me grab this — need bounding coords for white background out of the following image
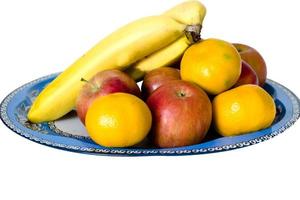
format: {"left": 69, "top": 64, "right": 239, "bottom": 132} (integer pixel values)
{"left": 0, "top": 0, "right": 299, "bottom": 199}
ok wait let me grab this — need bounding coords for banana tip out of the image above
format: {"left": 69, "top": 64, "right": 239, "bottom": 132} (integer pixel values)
{"left": 27, "top": 108, "right": 42, "bottom": 123}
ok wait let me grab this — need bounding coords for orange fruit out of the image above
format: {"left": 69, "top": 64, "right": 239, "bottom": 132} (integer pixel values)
{"left": 181, "top": 38, "right": 242, "bottom": 95}
{"left": 212, "top": 85, "right": 276, "bottom": 136}
{"left": 85, "top": 93, "right": 152, "bottom": 147}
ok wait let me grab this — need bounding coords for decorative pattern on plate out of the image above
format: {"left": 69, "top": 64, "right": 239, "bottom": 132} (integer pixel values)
{"left": 47, "top": 121, "right": 92, "bottom": 141}
{"left": 1, "top": 73, "right": 299, "bottom": 156}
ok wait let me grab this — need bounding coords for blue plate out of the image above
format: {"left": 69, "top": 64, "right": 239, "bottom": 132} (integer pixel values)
{"left": 1, "top": 73, "right": 299, "bottom": 156}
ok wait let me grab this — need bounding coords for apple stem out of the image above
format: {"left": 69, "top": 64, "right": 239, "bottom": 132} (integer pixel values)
{"left": 177, "top": 91, "right": 186, "bottom": 98}
{"left": 80, "top": 78, "right": 100, "bottom": 90}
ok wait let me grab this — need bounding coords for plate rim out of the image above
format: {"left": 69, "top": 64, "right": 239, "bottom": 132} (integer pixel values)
{"left": 1, "top": 73, "right": 300, "bottom": 156}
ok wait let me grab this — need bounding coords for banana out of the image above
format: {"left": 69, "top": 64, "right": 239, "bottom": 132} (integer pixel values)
{"left": 28, "top": 1, "right": 206, "bottom": 123}
{"left": 125, "top": 36, "right": 190, "bottom": 81}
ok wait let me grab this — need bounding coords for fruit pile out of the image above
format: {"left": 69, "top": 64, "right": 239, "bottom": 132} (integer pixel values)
{"left": 27, "top": 1, "right": 276, "bottom": 148}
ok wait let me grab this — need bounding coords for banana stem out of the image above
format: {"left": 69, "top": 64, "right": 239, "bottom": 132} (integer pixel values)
{"left": 185, "top": 24, "right": 202, "bottom": 44}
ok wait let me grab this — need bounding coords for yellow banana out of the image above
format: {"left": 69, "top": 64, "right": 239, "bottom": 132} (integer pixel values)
{"left": 28, "top": 1, "right": 206, "bottom": 123}
{"left": 125, "top": 36, "right": 190, "bottom": 80}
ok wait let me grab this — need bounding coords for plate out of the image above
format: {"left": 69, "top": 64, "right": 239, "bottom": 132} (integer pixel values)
{"left": 1, "top": 73, "right": 299, "bottom": 156}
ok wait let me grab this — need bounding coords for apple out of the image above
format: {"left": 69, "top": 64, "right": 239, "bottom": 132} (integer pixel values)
{"left": 142, "top": 67, "right": 180, "bottom": 99}
{"left": 76, "top": 69, "right": 141, "bottom": 124}
{"left": 234, "top": 61, "right": 259, "bottom": 87}
{"left": 146, "top": 80, "right": 212, "bottom": 148}
{"left": 233, "top": 43, "right": 267, "bottom": 86}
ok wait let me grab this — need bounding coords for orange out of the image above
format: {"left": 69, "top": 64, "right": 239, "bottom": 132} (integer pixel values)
{"left": 85, "top": 93, "right": 152, "bottom": 147}
{"left": 212, "top": 85, "right": 276, "bottom": 136}
{"left": 181, "top": 38, "right": 241, "bottom": 95}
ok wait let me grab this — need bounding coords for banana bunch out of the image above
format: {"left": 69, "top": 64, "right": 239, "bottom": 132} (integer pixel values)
{"left": 28, "top": 1, "right": 206, "bottom": 123}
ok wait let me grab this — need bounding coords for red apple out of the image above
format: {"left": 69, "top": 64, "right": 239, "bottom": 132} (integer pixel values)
{"left": 234, "top": 61, "right": 259, "bottom": 87}
{"left": 76, "top": 69, "right": 141, "bottom": 124}
{"left": 142, "top": 67, "right": 180, "bottom": 99}
{"left": 146, "top": 80, "right": 212, "bottom": 148}
{"left": 233, "top": 43, "right": 267, "bottom": 86}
